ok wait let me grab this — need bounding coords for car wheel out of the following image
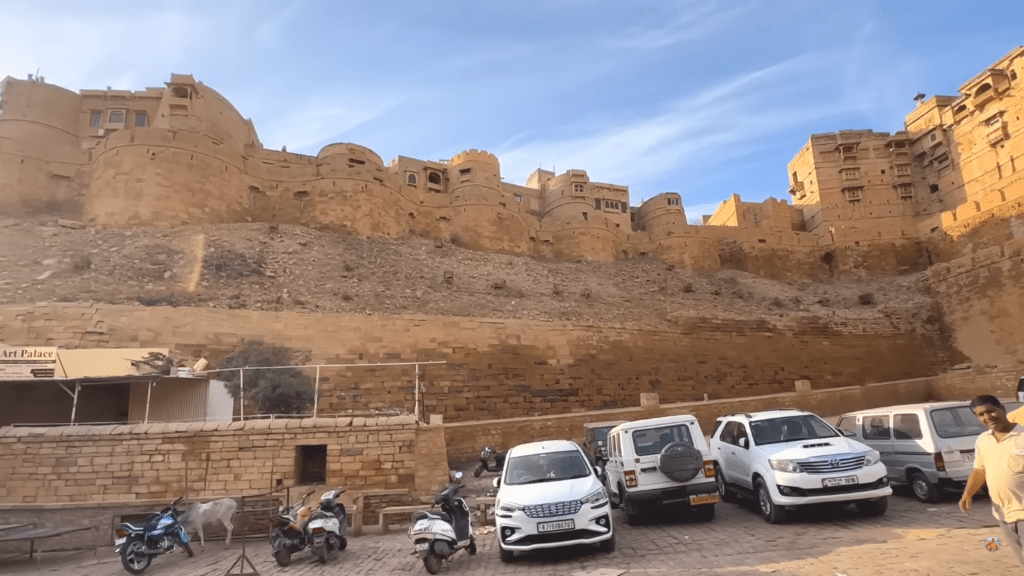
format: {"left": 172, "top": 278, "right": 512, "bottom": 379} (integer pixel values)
{"left": 623, "top": 493, "right": 640, "bottom": 525}
{"left": 499, "top": 546, "right": 515, "bottom": 564}
{"left": 692, "top": 504, "right": 715, "bottom": 522}
{"left": 714, "top": 464, "right": 736, "bottom": 503}
{"left": 909, "top": 471, "right": 940, "bottom": 504}
{"left": 756, "top": 478, "right": 787, "bottom": 524}
{"left": 609, "top": 483, "right": 621, "bottom": 510}
{"left": 855, "top": 496, "right": 888, "bottom": 517}
{"left": 599, "top": 530, "right": 616, "bottom": 553}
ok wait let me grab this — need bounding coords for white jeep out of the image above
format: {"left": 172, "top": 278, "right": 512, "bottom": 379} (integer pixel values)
{"left": 709, "top": 409, "right": 891, "bottom": 524}
{"left": 603, "top": 414, "right": 719, "bottom": 524}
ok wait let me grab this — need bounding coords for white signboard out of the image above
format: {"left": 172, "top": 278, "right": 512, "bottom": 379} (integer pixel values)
{"left": 0, "top": 346, "right": 58, "bottom": 379}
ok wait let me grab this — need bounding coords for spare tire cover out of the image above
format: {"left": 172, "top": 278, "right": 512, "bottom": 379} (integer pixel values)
{"left": 658, "top": 441, "right": 703, "bottom": 482}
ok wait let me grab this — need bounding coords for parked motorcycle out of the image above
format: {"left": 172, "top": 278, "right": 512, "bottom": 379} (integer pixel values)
{"left": 473, "top": 445, "right": 506, "bottom": 477}
{"left": 114, "top": 496, "right": 193, "bottom": 575}
{"left": 270, "top": 489, "right": 315, "bottom": 567}
{"left": 307, "top": 488, "right": 349, "bottom": 564}
{"left": 409, "top": 471, "right": 476, "bottom": 574}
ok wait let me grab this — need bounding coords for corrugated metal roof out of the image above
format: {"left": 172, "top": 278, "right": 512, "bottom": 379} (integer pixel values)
{"left": 55, "top": 348, "right": 171, "bottom": 379}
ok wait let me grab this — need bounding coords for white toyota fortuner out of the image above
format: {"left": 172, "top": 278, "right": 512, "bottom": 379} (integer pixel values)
{"left": 710, "top": 409, "right": 892, "bottom": 524}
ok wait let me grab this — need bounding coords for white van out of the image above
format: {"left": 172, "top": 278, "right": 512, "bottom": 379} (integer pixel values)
{"left": 837, "top": 400, "right": 1022, "bottom": 503}
{"left": 604, "top": 414, "right": 718, "bottom": 525}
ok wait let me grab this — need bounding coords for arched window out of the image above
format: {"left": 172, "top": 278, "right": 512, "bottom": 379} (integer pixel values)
{"left": 428, "top": 172, "right": 441, "bottom": 185}
{"left": 108, "top": 110, "right": 125, "bottom": 123}
{"left": 406, "top": 173, "right": 417, "bottom": 185}
{"left": 975, "top": 83, "right": 992, "bottom": 97}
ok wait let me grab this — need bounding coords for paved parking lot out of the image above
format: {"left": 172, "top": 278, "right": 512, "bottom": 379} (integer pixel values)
{"left": 5, "top": 487, "right": 1016, "bottom": 576}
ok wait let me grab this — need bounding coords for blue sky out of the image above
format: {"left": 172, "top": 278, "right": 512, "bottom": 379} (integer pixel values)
{"left": 2, "top": 1, "right": 1022, "bottom": 219}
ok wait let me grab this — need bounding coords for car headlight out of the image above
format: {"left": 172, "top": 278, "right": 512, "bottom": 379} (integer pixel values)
{"left": 769, "top": 459, "right": 804, "bottom": 473}
{"left": 497, "top": 499, "right": 524, "bottom": 514}
{"left": 863, "top": 450, "right": 881, "bottom": 467}
{"left": 581, "top": 487, "right": 609, "bottom": 508}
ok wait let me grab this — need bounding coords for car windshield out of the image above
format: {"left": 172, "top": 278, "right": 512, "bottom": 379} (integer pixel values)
{"left": 931, "top": 406, "right": 988, "bottom": 438}
{"left": 749, "top": 415, "right": 839, "bottom": 445}
{"left": 631, "top": 424, "right": 694, "bottom": 456}
{"left": 503, "top": 449, "right": 592, "bottom": 485}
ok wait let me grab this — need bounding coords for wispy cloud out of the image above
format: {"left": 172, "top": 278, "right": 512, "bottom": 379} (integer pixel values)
{"left": 259, "top": 91, "right": 405, "bottom": 152}
{"left": 496, "top": 51, "right": 851, "bottom": 196}
{"left": 607, "top": 2, "right": 758, "bottom": 50}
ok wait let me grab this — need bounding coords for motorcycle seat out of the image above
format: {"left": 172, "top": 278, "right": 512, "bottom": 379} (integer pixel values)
{"left": 412, "top": 511, "right": 452, "bottom": 524}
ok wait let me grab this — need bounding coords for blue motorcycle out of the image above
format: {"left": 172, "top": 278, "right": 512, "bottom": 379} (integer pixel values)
{"left": 114, "top": 496, "right": 193, "bottom": 574}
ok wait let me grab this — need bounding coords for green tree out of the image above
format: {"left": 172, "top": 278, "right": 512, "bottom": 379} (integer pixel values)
{"left": 220, "top": 340, "right": 315, "bottom": 415}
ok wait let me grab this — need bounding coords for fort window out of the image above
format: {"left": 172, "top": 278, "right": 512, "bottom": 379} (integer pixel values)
{"left": 169, "top": 104, "right": 188, "bottom": 115}
{"left": 294, "top": 190, "right": 309, "bottom": 200}
{"left": 459, "top": 168, "right": 471, "bottom": 176}
{"left": 975, "top": 83, "right": 992, "bottom": 97}
{"left": 406, "top": 172, "right": 417, "bottom": 185}
{"left": 428, "top": 172, "right": 442, "bottom": 185}
{"left": 134, "top": 112, "right": 147, "bottom": 127}
{"left": 108, "top": 110, "right": 125, "bottom": 124}
{"left": 929, "top": 183, "right": 940, "bottom": 193}
{"left": 573, "top": 183, "right": 585, "bottom": 193}
{"left": 296, "top": 444, "right": 327, "bottom": 485}
{"left": 594, "top": 199, "right": 602, "bottom": 210}
{"left": 349, "top": 158, "right": 366, "bottom": 165}
{"left": 929, "top": 133, "right": 937, "bottom": 142}
{"left": 954, "top": 104, "right": 968, "bottom": 115}
{"left": 170, "top": 86, "right": 191, "bottom": 99}
{"left": 1011, "top": 70, "right": 1018, "bottom": 81}
{"left": 89, "top": 111, "right": 102, "bottom": 127}
{"left": 514, "top": 194, "right": 522, "bottom": 202}
{"left": 880, "top": 169, "right": 885, "bottom": 174}
{"left": 621, "top": 203, "right": 628, "bottom": 213}
{"left": 582, "top": 212, "right": 588, "bottom": 221}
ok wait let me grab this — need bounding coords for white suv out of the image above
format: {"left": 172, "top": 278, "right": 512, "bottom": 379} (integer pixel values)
{"left": 493, "top": 440, "right": 614, "bottom": 563}
{"left": 604, "top": 414, "right": 719, "bottom": 524}
{"left": 710, "top": 409, "right": 892, "bottom": 524}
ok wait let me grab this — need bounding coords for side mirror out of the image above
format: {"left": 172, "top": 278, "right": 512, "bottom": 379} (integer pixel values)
{"left": 492, "top": 477, "right": 500, "bottom": 488}
{"left": 594, "top": 466, "right": 603, "bottom": 477}
{"left": 738, "top": 437, "right": 749, "bottom": 449}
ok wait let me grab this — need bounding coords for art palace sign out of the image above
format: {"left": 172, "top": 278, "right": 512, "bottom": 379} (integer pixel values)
{"left": 0, "top": 346, "right": 58, "bottom": 379}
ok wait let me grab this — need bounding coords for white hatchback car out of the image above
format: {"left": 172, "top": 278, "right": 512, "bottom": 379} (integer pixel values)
{"left": 493, "top": 440, "right": 614, "bottom": 563}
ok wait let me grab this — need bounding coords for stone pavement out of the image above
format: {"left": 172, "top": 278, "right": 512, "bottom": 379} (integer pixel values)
{"left": 4, "top": 489, "right": 1019, "bottom": 576}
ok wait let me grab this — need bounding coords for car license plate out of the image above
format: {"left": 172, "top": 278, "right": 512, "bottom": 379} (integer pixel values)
{"left": 822, "top": 475, "right": 858, "bottom": 487}
{"left": 963, "top": 452, "right": 975, "bottom": 463}
{"left": 537, "top": 520, "right": 575, "bottom": 533}
{"left": 689, "top": 493, "right": 720, "bottom": 505}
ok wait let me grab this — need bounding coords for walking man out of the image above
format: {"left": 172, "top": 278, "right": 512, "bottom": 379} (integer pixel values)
{"left": 960, "top": 395, "right": 1024, "bottom": 567}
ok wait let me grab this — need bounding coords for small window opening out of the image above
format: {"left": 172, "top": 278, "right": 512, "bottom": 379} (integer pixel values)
{"left": 296, "top": 445, "right": 327, "bottom": 485}
{"left": 929, "top": 183, "right": 940, "bottom": 193}
{"left": 294, "top": 190, "right": 309, "bottom": 200}
{"left": 459, "top": 168, "right": 471, "bottom": 176}
{"left": 428, "top": 172, "right": 441, "bottom": 184}
{"left": 620, "top": 203, "right": 627, "bottom": 213}
{"left": 134, "top": 112, "right": 147, "bottom": 127}
{"left": 594, "top": 198, "right": 602, "bottom": 210}
{"left": 514, "top": 194, "right": 522, "bottom": 202}
{"left": 406, "top": 173, "right": 417, "bottom": 185}
{"left": 573, "top": 183, "right": 585, "bottom": 193}
{"left": 108, "top": 110, "right": 125, "bottom": 123}
{"left": 349, "top": 158, "right": 366, "bottom": 165}
{"left": 170, "top": 86, "right": 190, "bottom": 99}
{"left": 582, "top": 212, "right": 588, "bottom": 221}
{"left": 89, "top": 111, "right": 102, "bottom": 127}
{"left": 1011, "top": 70, "right": 1018, "bottom": 81}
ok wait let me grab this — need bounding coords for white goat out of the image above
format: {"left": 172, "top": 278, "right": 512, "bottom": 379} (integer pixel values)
{"left": 180, "top": 498, "right": 237, "bottom": 551}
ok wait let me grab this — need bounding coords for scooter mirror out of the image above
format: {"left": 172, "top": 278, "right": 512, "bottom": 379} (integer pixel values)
{"left": 492, "top": 477, "right": 500, "bottom": 488}
{"left": 455, "top": 471, "right": 464, "bottom": 480}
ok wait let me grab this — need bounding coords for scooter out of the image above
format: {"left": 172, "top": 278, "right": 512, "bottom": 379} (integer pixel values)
{"left": 473, "top": 445, "right": 506, "bottom": 477}
{"left": 114, "top": 497, "right": 193, "bottom": 575}
{"left": 409, "top": 472, "right": 476, "bottom": 574}
{"left": 307, "top": 488, "right": 349, "bottom": 564}
{"left": 270, "top": 489, "right": 315, "bottom": 567}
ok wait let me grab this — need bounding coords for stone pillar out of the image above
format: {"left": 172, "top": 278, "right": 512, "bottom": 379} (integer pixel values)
{"left": 640, "top": 393, "right": 660, "bottom": 409}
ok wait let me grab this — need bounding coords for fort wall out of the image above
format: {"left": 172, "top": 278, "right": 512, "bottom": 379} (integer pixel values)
{"left": 0, "top": 304, "right": 954, "bottom": 424}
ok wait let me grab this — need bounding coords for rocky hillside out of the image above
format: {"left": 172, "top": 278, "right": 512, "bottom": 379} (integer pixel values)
{"left": 0, "top": 217, "right": 937, "bottom": 328}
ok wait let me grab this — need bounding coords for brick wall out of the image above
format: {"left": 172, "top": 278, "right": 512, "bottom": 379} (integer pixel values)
{"left": 0, "top": 304, "right": 955, "bottom": 423}
{"left": 443, "top": 367, "right": 1022, "bottom": 466}
{"left": 0, "top": 415, "right": 448, "bottom": 505}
